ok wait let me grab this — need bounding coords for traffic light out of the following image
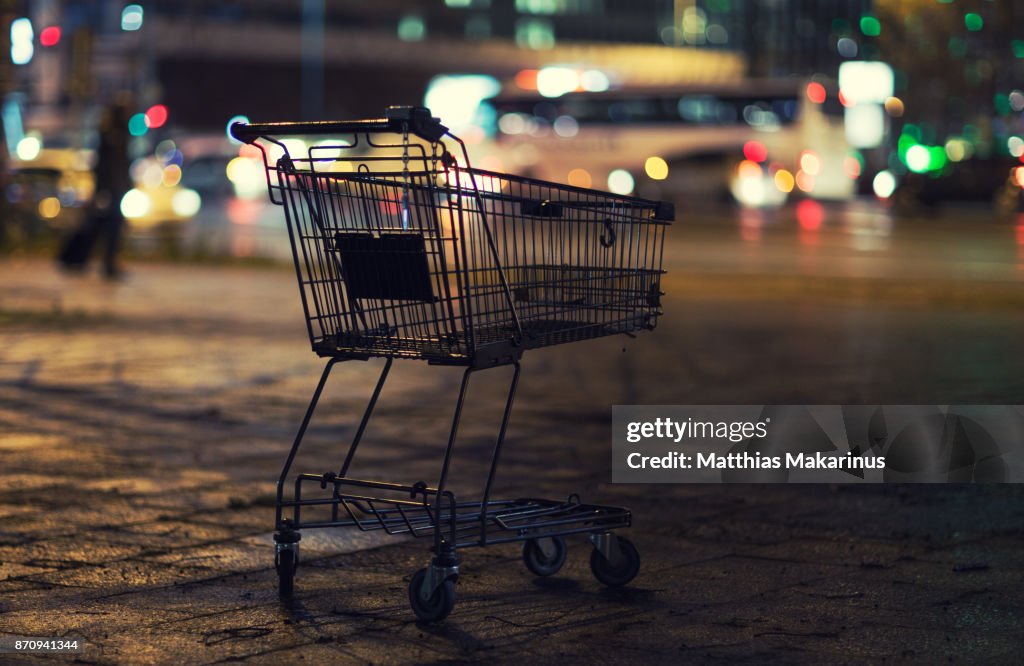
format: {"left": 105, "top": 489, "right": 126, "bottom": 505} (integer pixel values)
{"left": 39, "top": 26, "right": 60, "bottom": 47}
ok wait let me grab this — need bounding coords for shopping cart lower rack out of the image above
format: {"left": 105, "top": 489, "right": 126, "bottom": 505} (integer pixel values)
{"left": 231, "top": 107, "right": 671, "bottom": 622}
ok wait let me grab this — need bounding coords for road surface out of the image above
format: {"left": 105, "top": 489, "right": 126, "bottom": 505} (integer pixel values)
{"left": 1, "top": 200, "right": 1022, "bottom": 663}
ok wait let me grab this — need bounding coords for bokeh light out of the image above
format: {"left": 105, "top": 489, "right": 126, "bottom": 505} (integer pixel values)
{"left": 553, "top": 115, "right": 579, "bottom": 138}
{"left": 806, "top": 82, "right": 826, "bottom": 104}
{"left": 774, "top": 169, "right": 795, "bottom": 193}
{"left": 743, "top": 141, "right": 767, "bottom": 163}
{"left": 10, "top": 18, "right": 33, "bottom": 65}
{"left": 397, "top": 15, "right": 425, "bottom": 41}
{"left": 39, "top": 26, "right": 61, "bottom": 47}
{"left": 872, "top": 170, "right": 897, "bottom": 199}
{"left": 607, "top": 169, "right": 634, "bottom": 195}
{"left": 567, "top": 168, "right": 592, "bottom": 189}
{"left": 905, "top": 145, "right": 931, "bottom": 173}
{"left": 1010, "top": 91, "right": 1024, "bottom": 113}
{"left": 843, "top": 156, "right": 862, "bottom": 179}
{"left": 737, "top": 160, "right": 762, "bottom": 180}
{"left": 498, "top": 113, "right": 527, "bottom": 135}
{"left": 537, "top": 67, "right": 579, "bottom": 98}
{"left": 514, "top": 69, "right": 538, "bottom": 90}
{"left": 580, "top": 70, "right": 610, "bottom": 92}
{"left": 38, "top": 197, "right": 60, "bottom": 219}
{"left": 644, "top": 156, "right": 669, "bottom": 180}
{"left": 121, "top": 5, "right": 144, "bottom": 31}
{"left": 156, "top": 140, "right": 177, "bottom": 161}
{"left": 15, "top": 135, "right": 41, "bottom": 160}
{"left": 945, "top": 138, "right": 971, "bottom": 162}
{"left": 162, "top": 164, "right": 182, "bottom": 187}
{"left": 859, "top": 16, "right": 881, "bottom": 37}
{"left": 799, "top": 151, "right": 821, "bottom": 176}
{"left": 226, "top": 156, "right": 265, "bottom": 199}
{"left": 837, "top": 37, "right": 858, "bottom": 58}
{"left": 128, "top": 113, "right": 149, "bottom": 137}
{"left": 884, "top": 96, "right": 904, "bottom": 117}
{"left": 172, "top": 189, "right": 202, "bottom": 217}
{"left": 423, "top": 75, "right": 500, "bottom": 131}
{"left": 120, "top": 188, "right": 151, "bottom": 218}
{"left": 139, "top": 159, "right": 163, "bottom": 188}
{"left": 145, "top": 105, "right": 168, "bottom": 129}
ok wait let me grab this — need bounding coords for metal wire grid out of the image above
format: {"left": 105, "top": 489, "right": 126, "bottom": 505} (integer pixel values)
{"left": 280, "top": 166, "right": 464, "bottom": 360}
{"left": 287, "top": 473, "right": 630, "bottom": 548}
{"left": 268, "top": 137, "right": 667, "bottom": 365}
{"left": 460, "top": 169, "right": 667, "bottom": 349}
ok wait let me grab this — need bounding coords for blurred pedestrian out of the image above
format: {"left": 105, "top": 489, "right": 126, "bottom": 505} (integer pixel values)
{"left": 58, "top": 95, "right": 132, "bottom": 278}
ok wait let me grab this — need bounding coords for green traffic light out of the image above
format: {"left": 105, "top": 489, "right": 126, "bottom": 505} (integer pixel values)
{"left": 859, "top": 16, "right": 881, "bottom": 37}
{"left": 128, "top": 113, "right": 148, "bottom": 137}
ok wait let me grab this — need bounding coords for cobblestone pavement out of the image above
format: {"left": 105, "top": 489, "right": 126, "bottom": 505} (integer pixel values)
{"left": 1, "top": 255, "right": 1022, "bottom": 664}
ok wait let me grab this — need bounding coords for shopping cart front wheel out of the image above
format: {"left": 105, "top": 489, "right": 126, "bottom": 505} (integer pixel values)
{"left": 589, "top": 535, "right": 640, "bottom": 587}
{"left": 522, "top": 536, "right": 568, "bottom": 577}
{"left": 409, "top": 568, "right": 457, "bottom": 622}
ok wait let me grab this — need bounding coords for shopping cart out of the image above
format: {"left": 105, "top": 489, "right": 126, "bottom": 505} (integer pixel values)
{"left": 231, "top": 107, "right": 671, "bottom": 622}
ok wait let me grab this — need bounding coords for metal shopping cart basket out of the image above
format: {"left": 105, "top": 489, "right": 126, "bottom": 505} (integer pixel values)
{"left": 231, "top": 107, "right": 671, "bottom": 622}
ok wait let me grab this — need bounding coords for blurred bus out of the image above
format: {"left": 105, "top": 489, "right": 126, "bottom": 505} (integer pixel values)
{"left": 475, "top": 79, "right": 855, "bottom": 206}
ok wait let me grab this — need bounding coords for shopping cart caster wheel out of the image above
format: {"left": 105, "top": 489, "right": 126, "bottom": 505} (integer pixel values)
{"left": 590, "top": 536, "right": 640, "bottom": 587}
{"left": 408, "top": 568, "right": 456, "bottom": 623}
{"left": 522, "top": 536, "right": 567, "bottom": 577}
{"left": 276, "top": 548, "right": 298, "bottom": 597}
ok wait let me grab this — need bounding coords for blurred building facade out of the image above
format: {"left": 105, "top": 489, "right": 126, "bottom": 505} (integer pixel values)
{"left": 691, "top": 0, "right": 875, "bottom": 78}
{"left": 8, "top": 0, "right": 892, "bottom": 131}
{"left": 874, "top": 0, "right": 1024, "bottom": 159}
{"left": 4, "top": 0, "right": 1020, "bottom": 169}
{"left": 8, "top": 0, "right": 743, "bottom": 131}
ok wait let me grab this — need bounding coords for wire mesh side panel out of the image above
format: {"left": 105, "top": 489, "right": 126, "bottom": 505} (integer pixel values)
{"left": 453, "top": 168, "right": 668, "bottom": 351}
{"left": 277, "top": 164, "right": 469, "bottom": 362}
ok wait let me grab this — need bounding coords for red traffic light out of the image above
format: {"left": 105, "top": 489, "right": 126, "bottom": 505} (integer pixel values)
{"left": 145, "top": 104, "right": 168, "bottom": 129}
{"left": 40, "top": 26, "right": 61, "bottom": 47}
{"left": 805, "top": 82, "right": 826, "bottom": 104}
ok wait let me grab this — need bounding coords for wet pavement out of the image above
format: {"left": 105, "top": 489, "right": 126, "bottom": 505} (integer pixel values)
{"left": 1, "top": 207, "right": 1024, "bottom": 663}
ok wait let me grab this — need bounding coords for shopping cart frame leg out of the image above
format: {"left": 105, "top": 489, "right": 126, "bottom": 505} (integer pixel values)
{"left": 479, "top": 361, "right": 521, "bottom": 546}
{"left": 276, "top": 357, "right": 343, "bottom": 531}
{"left": 415, "top": 367, "right": 475, "bottom": 602}
{"left": 338, "top": 357, "right": 393, "bottom": 477}
{"left": 431, "top": 366, "right": 473, "bottom": 557}
{"left": 423, "top": 362, "right": 520, "bottom": 577}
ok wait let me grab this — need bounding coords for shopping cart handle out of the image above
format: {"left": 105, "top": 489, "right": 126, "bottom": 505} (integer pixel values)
{"left": 230, "top": 107, "right": 449, "bottom": 144}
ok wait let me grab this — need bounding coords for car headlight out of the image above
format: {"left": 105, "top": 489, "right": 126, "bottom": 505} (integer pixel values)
{"left": 171, "top": 188, "right": 201, "bottom": 217}
{"left": 120, "top": 188, "right": 151, "bottom": 218}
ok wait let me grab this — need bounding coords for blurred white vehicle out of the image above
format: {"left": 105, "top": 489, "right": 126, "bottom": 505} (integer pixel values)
{"left": 474, "top": 78, "right": 856, "bottom": 205}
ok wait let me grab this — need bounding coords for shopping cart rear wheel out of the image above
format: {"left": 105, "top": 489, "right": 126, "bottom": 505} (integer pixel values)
{"left": 522, "top": 536, "right": 567, "bottom": 577}
{"left": 589, "top": 536, "right": 640, "bottom": 587}
{"left": 276, "top": 548, "right": 297, "bottom": 597}
{"left": 408, "top": 568, "right": 456, "bottom": 622}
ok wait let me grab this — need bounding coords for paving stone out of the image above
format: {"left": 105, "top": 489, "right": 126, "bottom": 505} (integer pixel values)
{"left": 0, "top": 259, "right": 1022, "bottom": 663}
